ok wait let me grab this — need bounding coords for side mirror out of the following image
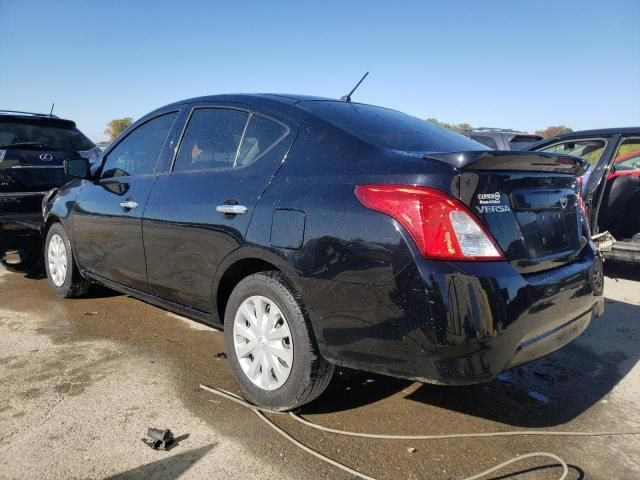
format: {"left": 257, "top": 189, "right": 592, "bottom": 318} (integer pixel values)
{"left": 64, "top": 157, "right": 91, "bottom": 179}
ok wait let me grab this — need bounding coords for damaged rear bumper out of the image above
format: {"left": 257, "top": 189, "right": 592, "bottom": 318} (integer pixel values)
{"left": 309, "top": 247, "right": 605, "bottom": 385}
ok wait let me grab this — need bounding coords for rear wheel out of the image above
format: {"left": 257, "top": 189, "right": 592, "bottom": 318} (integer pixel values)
{"left": 44, "top": 223, "right": 90, "bottom": 297}
{"left": 224, "top": 271, "right": 334, "bottom": 410}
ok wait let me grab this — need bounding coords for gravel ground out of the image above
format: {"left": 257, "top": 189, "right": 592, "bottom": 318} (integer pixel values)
{"left": 0, "top": 259, "right": 638, "bottom": 480}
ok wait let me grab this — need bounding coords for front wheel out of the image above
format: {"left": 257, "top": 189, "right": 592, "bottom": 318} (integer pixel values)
{"left": 44, "top": 223, "right": 90, "bottom": 298}
{"left": 224, "top": 271, "right": 334, "bottom": 411}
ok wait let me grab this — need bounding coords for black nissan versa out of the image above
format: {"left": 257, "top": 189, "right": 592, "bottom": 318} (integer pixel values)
{"left": 0, "top": 110, "right": 100, "bottom": 266}
{"left": 42, "top": 94, "right": 604, "bottom": 410}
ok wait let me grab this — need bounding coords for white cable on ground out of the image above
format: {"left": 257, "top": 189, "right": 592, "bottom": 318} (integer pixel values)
{"left": 200, "top": 384, "right": 640, "bottom": 480}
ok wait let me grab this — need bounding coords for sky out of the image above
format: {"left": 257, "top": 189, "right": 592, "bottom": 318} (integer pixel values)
{"left": 1, "top": 0, "right": 639, "bottom": 142}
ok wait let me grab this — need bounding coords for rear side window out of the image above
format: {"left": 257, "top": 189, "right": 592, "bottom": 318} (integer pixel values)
{"left": 173, "top": 109, "right": 287, "bottom": 172}
{"left": 469, "top": 135, "right": 498, "bottom": 149}
{"left": 538, "top": 139, "right": 606, "bottom": 165}
{"left": 0, "top": 121, "right": 94, "bottom": 151}
{"left": 299, "top": 101, "right": 488, "bottom": 152}
{"left": 236, "top": 115, "right": 288, "bottom": 167}
{"left": 174, "top": 109, "right": 249, "bottom": 172}
{"left": 101, "top": 112, "right": 177, "bottom": 178}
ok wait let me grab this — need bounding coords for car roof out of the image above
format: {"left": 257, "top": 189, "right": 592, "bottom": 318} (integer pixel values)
{"left": 0, "top": 110, "right": 77, "bottom": 128}
{"left": 464, "top": 128, "right": 537, "bottom": 136}
{"left": 144, "top": 93, "right": 414, "bottom": 127}
{"left": 552, "top": 127, "right": 640, "bottom": 138}
{"left": 158, "top": 93, "right": 336, "bottom": 110}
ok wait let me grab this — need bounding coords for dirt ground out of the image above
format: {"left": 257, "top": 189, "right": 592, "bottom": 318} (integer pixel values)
{"left": 0, "top": 259, "right": 638, "bottom": 480}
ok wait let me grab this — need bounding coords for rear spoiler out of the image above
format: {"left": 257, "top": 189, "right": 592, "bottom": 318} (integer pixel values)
{"left": 423, "top": 151, "right": 588, "bottom": 176}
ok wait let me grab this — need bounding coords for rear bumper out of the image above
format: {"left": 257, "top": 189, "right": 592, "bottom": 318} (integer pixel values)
{"left": 505, "top": 306, "right": 596, "bottom": 369}
{"left": 603, "top": 242, "right": 640, "bottom": 263}
{"left": 0, "top": 213, "right": 43, "bottom": 252}
{"left": 308, "top": 247, "right": 604, "bottom": 385}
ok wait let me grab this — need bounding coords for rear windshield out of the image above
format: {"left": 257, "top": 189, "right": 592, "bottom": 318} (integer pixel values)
{"left": 469, "top": 134, "right": 498, "bottom": 149}
{"left": 299, "top": 101, "right": 488, "bottom": 152}
{"left": 0, "top": 121, "right": 95, "bottom": 151}
{"left": 509, "top": 135, "right": 543, "bottom": 151}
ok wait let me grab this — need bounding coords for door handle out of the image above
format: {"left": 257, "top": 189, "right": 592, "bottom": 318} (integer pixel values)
{"left": 216, "top": 204, "right": 248, "bottom": 215}
{"left": 119, "top": 200, "right": 139, "bottom": 210}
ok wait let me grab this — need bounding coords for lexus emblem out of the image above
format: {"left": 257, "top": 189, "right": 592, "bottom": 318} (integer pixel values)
{"left": 560, "top": 193, "right": 568, "bottom": 209}
{"left": 39, "top": 153, "right": 54, "bottom": 161}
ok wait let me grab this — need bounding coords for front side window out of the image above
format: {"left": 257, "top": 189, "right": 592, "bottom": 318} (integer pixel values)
{"left": 174, "top": 109, "right": 249, "bottom": 172}
{"left": 614, "top": 139, "right": 640, "bottom": 171}
{"left": 538, "top": 139, "right": 606, "bottom": 166}
{"left": 101, "top": 112, "right": 177, "bottom": 179}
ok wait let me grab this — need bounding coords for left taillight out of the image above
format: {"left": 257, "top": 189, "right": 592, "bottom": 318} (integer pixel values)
{"left": 354, "top": 184, "right": 504, "bottom": 261}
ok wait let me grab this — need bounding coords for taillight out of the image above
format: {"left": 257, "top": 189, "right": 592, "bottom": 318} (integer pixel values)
{"left": 354, "top": 184, "right": 504, "bottom": 261}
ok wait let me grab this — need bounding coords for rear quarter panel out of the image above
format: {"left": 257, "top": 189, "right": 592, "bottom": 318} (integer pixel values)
{"left": 243, "top": 121, "right": 457, "bottom": 358}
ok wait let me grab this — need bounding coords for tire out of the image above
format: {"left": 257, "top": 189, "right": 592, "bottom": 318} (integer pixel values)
{"left": 44, "top": 223, "right": 90, "bottom": 298}
{"left": 224, "top": 271, "right": 334, "bottom": 411}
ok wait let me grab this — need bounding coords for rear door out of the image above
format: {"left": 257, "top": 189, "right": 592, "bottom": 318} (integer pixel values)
{"left": 532, "top": 136, "right": 617, "bottom": 230}
{"left": 72, "top": 111, "right": 180, "bottom": 291}
{"left": 143, "top": 105, "right": 295, "bottom": 312}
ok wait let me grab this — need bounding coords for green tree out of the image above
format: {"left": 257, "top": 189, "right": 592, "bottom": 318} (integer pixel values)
{"left": 105, "top": 117, "right": 133, "bottom": 141}
{"left": 534, "top": 125, "right": 573, "bottom": 138}
{"left": 427, "top": 118, "right": 472, "bottom": 132}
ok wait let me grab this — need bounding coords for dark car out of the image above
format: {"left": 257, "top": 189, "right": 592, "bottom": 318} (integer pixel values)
{"left": 0, "top": 110, "right": 100, "bottom": 266}
{"left": 42, "top": 94, "right": 604, "bottom": 410}
{"left": 461, "top": 128, "right": 543, "bottom": 150}
{"left": 529, "top": 128, "right": 640, "bottom": 263}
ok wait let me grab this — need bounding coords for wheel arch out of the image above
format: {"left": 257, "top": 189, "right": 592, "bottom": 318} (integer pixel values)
{"left": 213, "top": 247, "right": 301, "bottom": 326}
{"left": 42, "top": 214, "right": 62, "bottom": 247}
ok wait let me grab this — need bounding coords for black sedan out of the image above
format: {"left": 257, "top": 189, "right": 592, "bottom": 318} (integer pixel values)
{"left": 43, "top": 94, "right": 604, "bottom": 410}
{"left": 0, "top": 110, "right": 100, "bottom": 267}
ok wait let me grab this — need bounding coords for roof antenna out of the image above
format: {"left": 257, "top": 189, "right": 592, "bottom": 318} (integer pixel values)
{"left": 341, "top": 72, "right": 369, "bottom": 102}
{"left": 49, "top": 102, "right": 55, "bottom": 116}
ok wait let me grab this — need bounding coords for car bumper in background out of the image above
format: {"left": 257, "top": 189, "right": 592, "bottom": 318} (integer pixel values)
{"left": 603, "top": 241, "right": 640, "bottom": 263}
{"left": 0, "top": 213, "right": 43, "bottom": 252}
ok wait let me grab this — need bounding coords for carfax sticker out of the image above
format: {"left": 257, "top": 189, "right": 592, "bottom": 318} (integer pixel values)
{"left": 477, "top": 192, "right": 501, "bottom": 204}
{"left": 476, "top": 192, "right": 511, "bottom": 214}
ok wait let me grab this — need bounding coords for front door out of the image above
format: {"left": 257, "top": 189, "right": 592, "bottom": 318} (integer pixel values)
{"left": 143, "top": 106, "right": 294, "bottom": 312}
{"left": 72, "top": 111, "right": 179, "bottom": 291}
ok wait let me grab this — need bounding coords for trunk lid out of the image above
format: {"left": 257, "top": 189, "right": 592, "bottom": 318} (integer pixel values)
{"left": 0, "top": 149, "right": 72, "bottom": 193}
{"left": 427, "top": 151, "right": 590, "bottom": 274}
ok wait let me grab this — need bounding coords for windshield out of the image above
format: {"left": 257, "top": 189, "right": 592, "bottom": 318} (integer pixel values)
{"left": 299, "top": 101, "right": 489, "bottom": 153}
{"left": 0, "top": 122, "right": 94, "bottom": 151}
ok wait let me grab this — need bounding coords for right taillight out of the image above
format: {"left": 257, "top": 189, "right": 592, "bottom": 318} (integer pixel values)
{"left": 354, "top": 184, "right": 504, "bottom": 261}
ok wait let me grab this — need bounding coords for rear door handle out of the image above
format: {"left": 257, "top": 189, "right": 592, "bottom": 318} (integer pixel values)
{"left": 216, "top": 204, "right": 248, "bottom": 215}
{"left": 119, "top": 200, "right": 139, "bottom": 210}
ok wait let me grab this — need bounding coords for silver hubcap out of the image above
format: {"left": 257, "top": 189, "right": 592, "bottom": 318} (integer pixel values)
{"left": 233, "top": 295, "right": 293, "bottom": 391}
{"left": 47, "top": 234, "right": 68, "bottom": 287}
